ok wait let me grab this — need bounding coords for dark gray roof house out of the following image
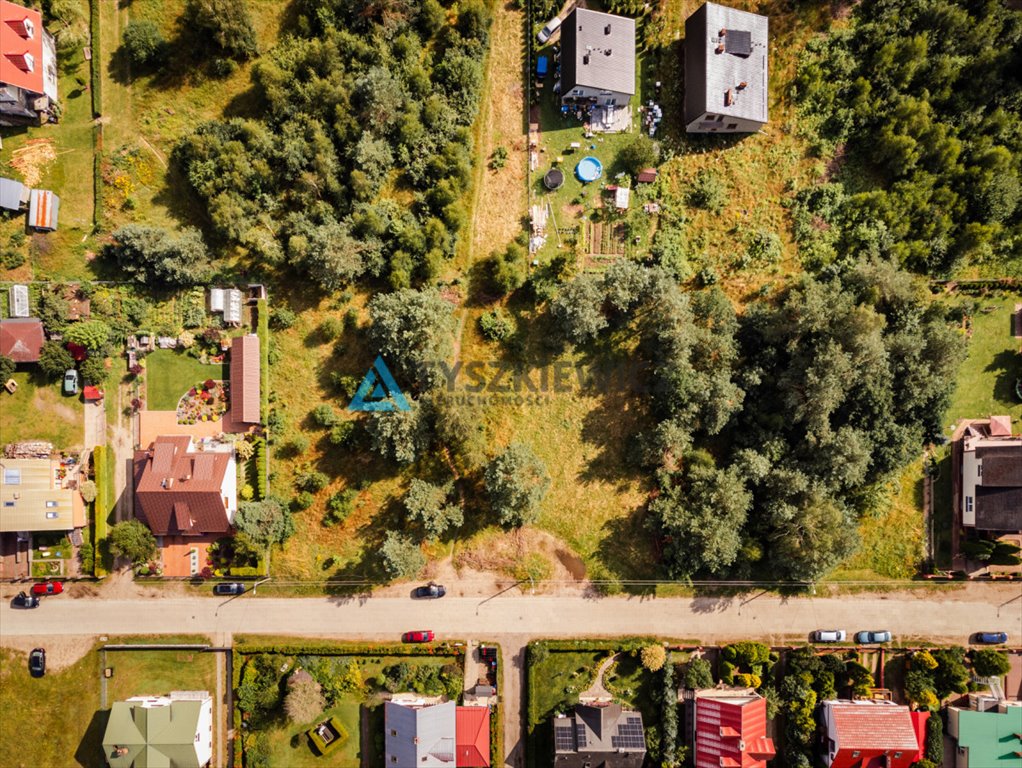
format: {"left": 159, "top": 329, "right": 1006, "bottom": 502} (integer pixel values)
{"left": 684, "top": 2, "right": 768, "bottom": 133}
{"left": 553, "top": 704, "right": 646, "bottom": 768}
{"left": 560, "top": 9, "right": 635, "bottom": 107}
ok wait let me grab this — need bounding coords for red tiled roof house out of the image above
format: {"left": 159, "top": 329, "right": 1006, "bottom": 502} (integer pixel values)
{"left": 230, "top": 334, "right": 260, "bottom": 425}
{"left": 0, "top": 0, "right": 58, "bottom": 125}
{"left": 692, "top": 689, "right": 775, "bottom": 768}
{"left": 821, "top": 700, "right": 925, "bottom": 768}
{"left": 0, "top": 317, "right": 44, "bottom": 362}
{"left": 455, "top": 706, "right": 490, "bottom": 767}
{"left": 133, "top": 436, "right": 237, "bottom": 537}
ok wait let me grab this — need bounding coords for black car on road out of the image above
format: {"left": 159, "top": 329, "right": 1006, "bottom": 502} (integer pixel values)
{"left": 212, "top": 582, "right": 247, "bottom": 596}
{"left": 12, "top": 592, "right": 39, "bottom": 609}
{"left": 29, "top": 648, "right": 45, "bottom": 677}
{"left": 413, "top": 583, "right": 446, "bottom": 599}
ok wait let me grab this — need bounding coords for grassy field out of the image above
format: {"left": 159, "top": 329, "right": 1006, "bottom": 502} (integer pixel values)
{"left": 264, "top": 702, "right": 361, "bottom": 767}
{"left": 0, "top": 371, "right": 84, "bottom": 447}
{"left": 145, "top": 349, "right": 226, "bottom": 410}
{"left": 105, "top": 645, "right": 217, "bottom": 701}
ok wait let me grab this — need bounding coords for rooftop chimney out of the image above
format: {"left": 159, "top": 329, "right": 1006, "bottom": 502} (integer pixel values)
{"left": 583, "top": 53, "right": 590, "bottom": 65}
{"left": 165, "top": 477, "right": 174, "bottom": 489}
{"left": 605, "top": 24, "right": 611, "bottom": 34}
{"left": 715, "top": 43, "right": 725, "bottom": 54}
{"left": 725, "top": 88, "right": 735, "bottom": 106}
{"left": 719, "top": 28, "right": 727, "bottom": 36}
{"left": 737, "top": 81, "right": 748, "bottom": 90}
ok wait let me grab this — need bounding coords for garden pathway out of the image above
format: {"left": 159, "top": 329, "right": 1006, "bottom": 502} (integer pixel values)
{"left": 579, "top": 653, "right": 618, "bottom": 702}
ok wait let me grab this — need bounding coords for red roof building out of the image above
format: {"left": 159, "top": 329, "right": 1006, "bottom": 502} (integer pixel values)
{"left": 230, "top": 334, "right": 260, "bottom": 425}
{"left": 821, "top": 700, "right": 925, "bottom": 768}
{"left": 83, "top": 385, "right": 103, "bottom": 401}
{"left": 0, "top": 317, "right": 44, "bottom": 362}
{"left": 0, "top": 0, "right": 58, "bottom": 124}
{"left": 637, "top": 168, "right": 658, "bottom": 183}
{"left": 133, "top": 436, "right": 236, "bottom": 536}
{"left": 692, "top": 689, "right": 775, "bottom": 768}
{"left": 455, "top": 706, "right": 490, "bottom": 767}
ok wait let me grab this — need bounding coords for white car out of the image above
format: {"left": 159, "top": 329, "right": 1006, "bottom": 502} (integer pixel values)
{"left": 63, "top": 369, "right": 79, "bottom": 396}
{"left": 814, "top": 629, "right": 847, "bottom": 642}
{"left": 537, "top": 15, "right": 561, "bottom": 44}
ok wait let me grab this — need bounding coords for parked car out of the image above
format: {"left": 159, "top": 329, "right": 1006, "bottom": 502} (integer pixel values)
{"left": 413, "top": 583, "right": 446, "bottom": 599}
{"left": 11, "top": 591, "right": 39, "bottom": 609}
{"left": 976, "top": 631, "right": 1008, "bottom": 644}
{"left": 29, "top": 648, "right": 45, "bottom": 677}
{"left": 813, "top": 629, "right": 846, "bottom": 642}
{"left": 31, "top": 581, "right": 63, "bottom": 596}
{"left": 536, "top": 15, "right": 562, "bottom": 44}
{"left": 402, "top": 630, "right": 435, "bottom": 643}
{"left": 63, "top": 368, "right": 79, "bottom": 395}
{"left": 212, "top": 582, "right": 246, "bottom": 596}
{"left": 856, "top": 630, "right": 892, "bottom": 644}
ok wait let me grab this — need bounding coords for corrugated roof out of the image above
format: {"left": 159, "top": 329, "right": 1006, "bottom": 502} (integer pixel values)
{"left": 0, "top": 317, "right": 44, "bottom": 361}
{"left": 684, "top": 2, "right": 769, "bottom": 125}
{"left": 28, "top": 188, "right": 58, "bottom": 230}
{"left": 230, "top": 334, "right": 260, "bottom": 424}
{"left": 224, "top": 289, "right": 243, "bottom": 324}
{"left": 134, "top": 436, "right": 232, "bottom": 537}
{"left": 455, "top": 707, "right": 490, "bottom": 767}
{"left": 0, "top": 176, "right": 25, "bottom": 211}
{"left": 826, "top": 701, "right": 920, "bottom": 751}
{"left": 561, "top": 9, "right": 635, "bottom": 96}
{"left": 8, "top": 284, "right": 29, "bottom": 317}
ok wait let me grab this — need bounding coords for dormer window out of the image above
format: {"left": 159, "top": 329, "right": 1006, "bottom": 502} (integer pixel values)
{"left": 23, "top": 18, "right": 34, "bottom": 39}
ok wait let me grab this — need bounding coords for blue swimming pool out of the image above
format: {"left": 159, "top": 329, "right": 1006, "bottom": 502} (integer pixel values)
{"left": 575, "top": 156, "right": 603, "bottom": 183}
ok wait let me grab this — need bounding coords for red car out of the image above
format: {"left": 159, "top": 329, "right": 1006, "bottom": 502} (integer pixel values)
{"left": 402, "top": 630, "right": 435, "bottom": 643}
{"left": 31, "top": 581, "right": 63, "bottom": 596}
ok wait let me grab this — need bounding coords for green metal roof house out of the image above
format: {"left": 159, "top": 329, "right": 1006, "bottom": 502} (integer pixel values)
{"left": 948, "top": 704, "right": 1022, "bottom": 768}
{"left": 101, "top": 692, "right": 213, "bottom": 768}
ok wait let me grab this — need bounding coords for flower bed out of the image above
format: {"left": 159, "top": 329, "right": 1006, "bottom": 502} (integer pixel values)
{"left": 177, "top": 379, "right": 230, "bottom": 425}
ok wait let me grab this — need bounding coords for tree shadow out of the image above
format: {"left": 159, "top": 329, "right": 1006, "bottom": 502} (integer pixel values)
{"left": 985, "top": 349, "right": 1021, "bottom": 406}
{"left": 74, "top": 708, "right": 111, "bottom": 768}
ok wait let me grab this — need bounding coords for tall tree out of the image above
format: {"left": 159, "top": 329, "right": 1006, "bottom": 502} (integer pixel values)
{"left": 484, "top": 443, "right": 550, "bottom": 527}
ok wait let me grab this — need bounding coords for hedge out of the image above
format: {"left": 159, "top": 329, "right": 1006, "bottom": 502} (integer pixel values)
{"left": 92, "top": 445, "right": 116, "bottom": 576}
{"left": 89, "top": 0, "right": 101, "bottom": 117}
{"left": 251, "top": 437, "right": 267, "bottom": 499}
{"left": 486, "top": 643, "right": 503, "bottom": 768}
{"left": 528, "top": 638, "right": 658, "bottom": 653}
{"left": 235, "top": 641, "right": 465, "bottom": 658}
{"left": 255, "top": 297, "right": 269, "bottom": 422}
{"left": 226, "top": 565, "right": 265, "bottom": 578}
{"left": 93, "top": 130, "right": 104, "bottom": 229}
{"left": 308, "top": 716, "right": 348, "bottom": 756}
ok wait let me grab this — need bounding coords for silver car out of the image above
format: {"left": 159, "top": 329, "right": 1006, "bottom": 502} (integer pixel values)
{"left": 856, "top": 630, "right": 892, "bottom": 644}
{"left": 537, "top": 15, "right": 561, "bottom": 44}
{"left": 63, "top": 369, "right": 79, "bottom": 395}
{"left": 814, "top": 629, "right": 846, "bottom": 642}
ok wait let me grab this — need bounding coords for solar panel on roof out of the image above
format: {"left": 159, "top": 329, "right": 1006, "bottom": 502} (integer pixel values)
{"left": 725, "top": 29, "right": 752, "bottom": 56}
{"left": 575, "top": 722, "right": 587, "bottom": 746}
{"left": 554, "top": 725, "right": 576, "bottom": 751}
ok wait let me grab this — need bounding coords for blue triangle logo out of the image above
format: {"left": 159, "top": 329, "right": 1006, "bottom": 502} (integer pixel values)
{"left": 348, "top": 356, "right": 411, "bottom": 412}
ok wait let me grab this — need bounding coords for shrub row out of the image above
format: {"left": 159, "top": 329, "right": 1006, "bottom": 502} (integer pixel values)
{"left": 251, "top": 437, "right": 267, "bottom": 499}
{"left": 89, "top": 0, "right": 101, "bottom": 117}
{"left": 227, "top": 565, "right": 264, "bottom": 578}
{"left": 235, "top": 641, "right": 464, "bottom": 658}
{"left": 528, "top": 637, "right": 658, "bottom": 653}
{"left": 93, "top": 131, "right": 104, "bottom": 230}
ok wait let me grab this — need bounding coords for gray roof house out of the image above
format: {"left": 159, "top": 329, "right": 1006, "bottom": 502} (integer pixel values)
{"left": 101, "top": 692, "right": 213, "bottom": 768}
{"left": 560, "top": 9, "right": 635, "bottom": 109}
{"left": 553, "top": 704, "right": 646, "bottom": 768}
{"left": 960, "top": 418, "right": 1022, "bottom": 532}
{"left": 684, "top": 2, "right": 769, "bottom": 133}
{"left": 385, "top": 700, "right": 456, "bottom": 767}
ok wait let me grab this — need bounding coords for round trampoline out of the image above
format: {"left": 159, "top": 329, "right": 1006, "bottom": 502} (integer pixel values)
{"left": 575, "top": 156, "right": 603, "bottom": 183}
{"left": 544, "top": 168, "right": 565, "bottom": 190}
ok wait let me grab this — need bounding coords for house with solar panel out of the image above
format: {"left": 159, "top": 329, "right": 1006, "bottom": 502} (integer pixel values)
{"left": 553, "top": 703, "right": 646, "bottom": 767}
{"left": 684, "top": 2, "right": 768, "bottom": 133}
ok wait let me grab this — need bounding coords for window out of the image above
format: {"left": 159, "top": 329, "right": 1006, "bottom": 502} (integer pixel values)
{"left": 717, "top": 114, "right": 725, "bottom": 122}
{"left": 3, "top": 468, "right": 21, "bottom": 485}
{"left": 894, "top": 753, "right": 903, "bottom": 759}
{"left": 977, "top": 463, "right": 983, "bottom": 477}
{"left": 45, "top": 511, "right": 58, "bottom": 519}
{"left": 727, "top": 123, "right": 738, "bottom": 129}
{"left": 390, "top": 730, "right": 397, "bottom": 737}
{"left": 851, "top": 752, "right": 861, "bottom": 758}
{"left": 45, "top": 500, "right": 58, "bottom": 508}
{"left": 705, "top": 113, "right": 716, "bottom": 120}
{"left": 965, "top": 496, "right": 974, "bottom": 513}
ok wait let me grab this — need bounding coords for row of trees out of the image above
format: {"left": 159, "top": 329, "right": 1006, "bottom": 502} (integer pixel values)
{"left": 173, "top": 0, "right": 493, "bottom": 290}
{"left": 548, "top": 258, "right": 965, "bottom": 583}
{"left": 793, "top": 0, "right": 1022, "bottom": 277}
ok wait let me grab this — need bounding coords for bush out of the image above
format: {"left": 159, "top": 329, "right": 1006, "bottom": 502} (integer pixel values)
{"left": 972, "top": 649, "right": 1011, "bottom": 678}
{"left": 924, "top": 712, "right": 943, "bottom": 763}
{"left": 618, "top": 135, "right": 658, "bottom": 176}
{"left": 296, "top": 469, "right": 329, "bottom": 493}
{"left": 484, "top": 443, "right": 550, "bottom": 527}
{"left": 185, "top": 0, "right": 258, "bottom": 60}
{"left": 380, "top": 531, "right": 425, "bottom": 580}
{"left": 79, "top": 480, "right": 97, "bottom": 503}
{"left": 640, "top": 645, "right": 666, "bottom": 672}
{"left": 285, "top": 672, "right": 325, "bottom": 724}
{"left": 109, "top": 520, "right": 157, "bottom": 565}
{"left": 688, "top": 169, "right": 728, "bottom": 213}
{"left": 292, "top": 491, "right": 314, "bottom": 511}
{"left": 324, "top": 489, "right": 356, "bottom": 527}
{"left": 311, "top": 404, "right": 341, "bottom": 429}
{"left": 122, "top": 20, "right": 166, "bottom": 67}
{"left": 319, "top": 317, "right": 345, "bottom": 341}
{"left": 684, "top": 657, "right": 713, "bottom": 690}
{"left": 270, "top": 306, "right": 297, "bottom": 330}
{"left": 328, "top": 422, "right": 355, "bottom": 447}
{"left": 39, "top": 341, "right": 75, "bottom": 381}
{"left": 479, "top": 308, "right": 515, "bottom": 342}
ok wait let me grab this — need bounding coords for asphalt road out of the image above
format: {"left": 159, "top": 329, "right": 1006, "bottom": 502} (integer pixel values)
{"left": 3, "top": 590, "right": 1020, "bottom": 643}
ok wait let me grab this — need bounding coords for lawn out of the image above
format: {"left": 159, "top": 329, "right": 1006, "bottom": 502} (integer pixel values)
{"left": 941, "top": 295, "right": 1022, "bottom": 433}
{"left": 0, "top": 644, "right": 103, "bottom": 768}
{"left": 264, "top": 702, "right": 362, "bottom": 767}
{"left": 0, "top": 371, "right": 84, "bottom": 448}
{"left": 145, "top": 349, "right": 226, "bottom": 411}
{"left": 104, "top": 645, "right": 217, "bottom": 702}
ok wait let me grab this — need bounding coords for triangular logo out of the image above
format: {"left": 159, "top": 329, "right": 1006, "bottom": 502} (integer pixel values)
{"left": 348, "top": 355, "right": 411, "bottom": 412}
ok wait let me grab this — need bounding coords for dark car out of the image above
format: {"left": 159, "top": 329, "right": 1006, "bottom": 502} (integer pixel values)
{"left": 212, "top": 582, "right": 246, "bottom": 596}
{"left": 413, "top": 583, "right": 446, "bottom": 599}
{"left": 29, "top": 648, "right": 45, "bottom": 677}
{"left": 976, "top": 631, "right": 1008, "bottom": 644}
{"left": 856, "top": 630, "right": 892, "bottom": 644}
{"left": 402, "top": 630, "right": 435, "bottom": 643}
{"left": 31, "top": 581, "right": 63, "bottom": 596}
{"left": 12, "top": 592, "right": 39, "bottom": 609}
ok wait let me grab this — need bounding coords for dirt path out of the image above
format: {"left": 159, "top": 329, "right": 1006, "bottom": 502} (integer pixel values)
{"left": 500, "top": 635, "right": 529, "bottom": 768}
{"left": 83, "top": 400, "right": 106, "bottom": 450}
